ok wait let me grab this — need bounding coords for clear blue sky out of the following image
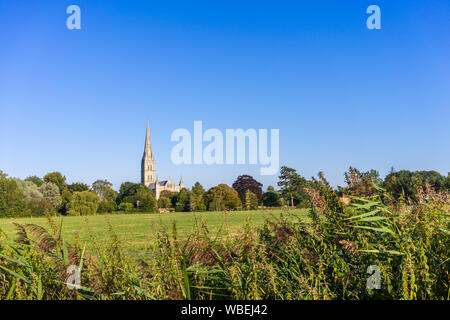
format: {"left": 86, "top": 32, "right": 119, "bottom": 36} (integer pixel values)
{"left": 0, "top": 0, "right": 449, "bottom": 190}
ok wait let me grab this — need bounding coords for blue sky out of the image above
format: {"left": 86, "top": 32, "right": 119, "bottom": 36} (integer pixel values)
{"left": 0, "top": 0, "right": 449, "bottom": 190}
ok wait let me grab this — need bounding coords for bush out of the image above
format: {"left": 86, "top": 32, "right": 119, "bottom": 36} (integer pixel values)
{"left": 0, "top": 177, "right": 30, "bottom": 217}
{"left": 118, "top": 202, "right": 133, "bottom": 213}
{"left": 97, "top": 200, "right": 117, "bottom": 213}
{"left": 67, "top": 191, "right": 99, "bottom": 216}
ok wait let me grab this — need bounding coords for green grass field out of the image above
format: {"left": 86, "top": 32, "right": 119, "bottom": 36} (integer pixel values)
{"left": 0, "top": 209, "right": 309, "bottom": 258}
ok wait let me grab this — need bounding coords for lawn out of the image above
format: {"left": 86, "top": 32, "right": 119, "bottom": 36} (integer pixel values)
{"left": 0, "top": 209, "right": 309, "bottom": 258}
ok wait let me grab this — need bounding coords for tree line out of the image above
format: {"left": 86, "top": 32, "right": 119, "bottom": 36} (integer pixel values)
{"left": 0, "top": 166, "right": 449, "bottom": 217}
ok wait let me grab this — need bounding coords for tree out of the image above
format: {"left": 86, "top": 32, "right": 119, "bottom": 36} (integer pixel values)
{"left": 0, "top": 177, "right": 29, "bottom": 217}
{"left": 191, "top": 182, "right": 206, "bottom": 211}
{"left": 158, "top": 196, "right": 172, "bottom": 209}
{"left": 12, "top": 179, "right": 43, "bottom": 203}
{"left": 0, "top": 170, "right": 7, "bottom": 179}
{"left": 192, "top": 182, "right": 206, "bottom": 197}
{"left": 117, "top": 182, "right": 156, "bottom": 212}
{"left": 92, "top": 179, "right": 117, "bottom": 202}
{"left": 97, "top": 200, "right": 117, "bottom": 213}
{"left": 244, "top": 190, "right": 259, "bottom": 210}
{"left": 25, "top": 176, "right": 44, "bottom": 187}
{"left": 67, "top": 191, "right": 100, "bottom": 216}
{"left": 384, "top": 170, "right": 449, "bottom": 201}
{"left": 205, "top": 184, "right": 241, "bottom": 211}
{"left": 277, "top": 166, "right": 310, "bottom": 207}
{"left": 263, "top": 190, "right": 281, "bottom": 207}
{"left": 159, "top": 190, "right": 179, "bottom": 208}
{"left": 175, "top": 188, "right": 191, "bottom": 212}
{"left": 232, "top": 175, "right": 263, "bottom": 204}
{"left": 59, "top": 189, "right": 72, "bottom": 215}
{"left": 134, "top": 187, "right": 157, "bottom": 212}
{"left": 118, "top": 202, "right": 133, "bottom": 213}
{"left": 39, "top": 182, "right": 62, "bottom": 211}
{"left": 116, "top": 182, "right": 137, "bottom": 205}
{"left": 69, "top": 182, "right": 89, "bottom": 192}
{"left": 43, "top": 172, "right": 67, "bottom": 195}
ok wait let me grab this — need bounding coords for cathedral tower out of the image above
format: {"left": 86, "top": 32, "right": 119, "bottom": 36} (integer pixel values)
{"left": 141, "top": 120, "right": 156, "bottom": 187}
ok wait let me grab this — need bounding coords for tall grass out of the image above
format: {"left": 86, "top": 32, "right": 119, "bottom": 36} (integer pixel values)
{"left": 0, "top": 178, "right": 448, "bottom": 300}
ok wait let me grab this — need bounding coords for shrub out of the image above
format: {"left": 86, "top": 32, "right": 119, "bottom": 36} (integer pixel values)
{"left": 118, "top": 202, "right": 133, "bottom": 213}
{"left": 67, "top": 191, "right": 99, "bottom": 216}
{"left": 0, "top": 177, "right": 30, "bottom": 217}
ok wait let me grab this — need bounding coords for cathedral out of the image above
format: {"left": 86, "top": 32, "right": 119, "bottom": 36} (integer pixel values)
{"left": 141, "top": 121, "right": 184, "bottom": 199}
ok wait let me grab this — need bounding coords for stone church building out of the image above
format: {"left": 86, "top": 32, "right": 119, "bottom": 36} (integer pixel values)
{"left": 141, "top": 121, "right": 183, "bottom": 199}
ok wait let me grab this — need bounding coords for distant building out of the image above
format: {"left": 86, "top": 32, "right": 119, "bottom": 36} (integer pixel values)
{"left": 141, "top": 121, "right": 183, "bottom": 199}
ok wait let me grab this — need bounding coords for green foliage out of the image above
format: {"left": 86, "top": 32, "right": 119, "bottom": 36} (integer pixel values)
{"left": 384, "top": 170, "right": 449, "bottom": 201}
{"left": 43, "top": 172, "right": 67, "bottom": 195}
{"left": 157, "top": 196, "right": 172, "bottom": 209}
{"left": 67, "top": 191, "right": 100, "bottom": 216}
{"left": 24, "top": 176, "right": 44, "bottom": 187}
{"left": 205, "top": 184, "right": 242, "bottom": 211}
{"left": 97, "top": 200, "right": 117, "bottom": 214}
{"left": 12, "top": 179, "right": 43, "bottom": 203}
{"left": 69, "top": 182, "right": 89, "bottom": 193}
{"left": 118, "top": 202, "right": 133, "bottom": 213}
{"left": 92, "top": 179, "right": 117, "bottom": 202}
{"left": 159, "top": 190, "right": 179, "bottom": 208}
{"left": 38, "top": 183, "right": 62, "bottom": 211}
{"left": 0, "top": 177, "right": 30, "bottom": 218}
{"left": 262, "top": 190, "right": 281, "bottom": 207}
{"left": 175, "top": 188, "right": 191, "bottom": 212}
{"left": 191, "top": 182, "right": 206, "bottom": 197}
{"left": 277, "top": 166, "right": 311, "bottom": 207}
{"left": 244, "top": 190, "right": 259, "bottom": 210}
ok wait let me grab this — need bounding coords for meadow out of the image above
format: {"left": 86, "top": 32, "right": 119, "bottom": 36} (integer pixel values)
{"left": 0, "top": 209, "right": 309, "bottom": 257}
{"left": 0, "top": 180, "right": 448, "bottom": 300}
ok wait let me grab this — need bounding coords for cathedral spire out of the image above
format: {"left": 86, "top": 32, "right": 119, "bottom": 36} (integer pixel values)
{"left": 141, "top": 120, "right": 156, "bottom": 186}
{"left": 144, "top": 120, "right": 153, "bottom": 159}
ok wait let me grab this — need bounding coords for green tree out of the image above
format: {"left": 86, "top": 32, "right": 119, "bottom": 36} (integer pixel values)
{"left": 116, "top": 182, "right": 137, "bottom": 205}
{"left": 205, "top": 184, "right": 242, "bottom": 211}
{"left": 262, "top": 190, "right": 281, "bottom": 207}
{"left": 12, "top": 179, "right": 43, "bottom": 203}
{"left": 25, "top": 176, "right": 44, "bottom": 187}
{"left": 118, "top": 183, "right": 156, "bottom": 212}
{"left": 67, "top": 191, "right": 100, "bottom": 216}
{"left": 92, "top": 179, "right": 117, "bottom": 202}
{"left": 192, "top": 182, "right": 206, "bottom": 197}
{"left": 69, "top": 182, "right": 89, "bottom": 192}
{"left": 277, "top": 166, "right": 310, "bottom": 207}
{"left": 159, "top": 190, "right": 179, "bottom": 208}
{"left": 97, "top": 200, "right": 117, "bottom": 213}
{"left": 38, "top": 182, "right": 62, "bottom": 212}
{"left": 244, "top": 190, "right": 259, "bottom": 210}
{"left": 118, "top": 202, "right": 133, "bottom": 213}
{"left": 157, "top": 196, "right": 172, "bottom": 209}
{"left": 0, "top": 177, "right": 29, "bottom": 217}
{"left": 175, "top": 188, "right": 191, "bottom": 212}
{"left": 43, "top": 172, "right": 67, "bottom": 195}
{"left": 191, "top": 182, "right": 206, "bottom": 211}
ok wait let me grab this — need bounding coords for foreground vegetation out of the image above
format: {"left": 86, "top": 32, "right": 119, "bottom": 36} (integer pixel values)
{"left": 0, "top": 175, "right": 448, "bottom": 300}
{"left": 0, "top": 209, "right": 308, "bottom": 257}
